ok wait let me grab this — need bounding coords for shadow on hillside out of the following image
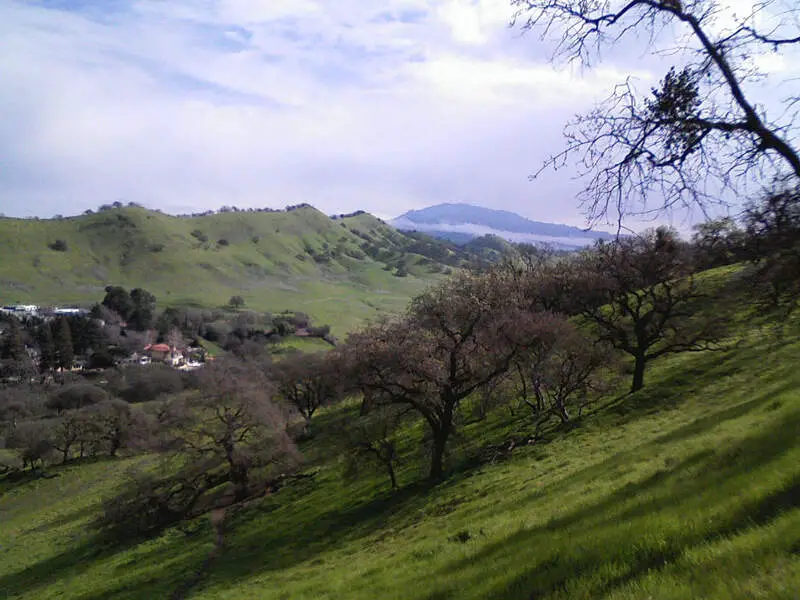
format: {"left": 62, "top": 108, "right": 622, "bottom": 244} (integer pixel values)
{"left": 194, "top": 478, "right": 443, "bottom": 582}
{"left": 0, "top": 529, "right": 183, "bottom": 599}
{"left": 426, "top": 410, "right": 800, "bottom": 600}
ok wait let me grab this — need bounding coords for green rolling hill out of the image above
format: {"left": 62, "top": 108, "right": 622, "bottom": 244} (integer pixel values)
{"left": 0, "top": 206, "right": 484, "bottom": 334}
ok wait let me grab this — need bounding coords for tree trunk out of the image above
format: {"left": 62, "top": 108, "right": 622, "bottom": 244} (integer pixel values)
{"left": 225, "top": 443, "right": 249, "bottom": 502}
{"left": 109, "top": 434, "right": 120, "bottom": 457}
{"left": 386, "top": 460, "right": 398, "bottom": 490}
{"left": 556, "top": 401, "right": 570, "bottom": 424}
{"left": 231, "top": 466, "right": 249, "bottom": 502}
{"left": 631, "top": 353, "right": 646, "bottom": 393}
{"left": 429, "top": 428, "right": 449, "bottom": 480}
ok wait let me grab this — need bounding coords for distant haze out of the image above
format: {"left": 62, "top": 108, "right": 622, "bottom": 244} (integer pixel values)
{"left": 391, "top": 203, "right": 615, "bottom": 249}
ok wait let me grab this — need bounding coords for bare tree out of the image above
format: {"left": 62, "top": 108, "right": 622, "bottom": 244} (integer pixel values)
{"left": 5, "top": 421, "right": 54, "bottom": 470}
{"left": 692, "top": 216, "right": 746, "bottom": 268}
{"left": 167, "top": 358, "right": 296, "bottom": 501}
{"left": 522, "top": 321, "right": 614, "bottom": 431}
{"left": 0, "top": 387, "right": 45, "bottom": 428}
{"left": 743, "top": 184, "right": 800, "bottom": 311}
{"left": 512, "top": 0, "right": 800, "bottom": 225}
{"left": 84, "top": 399, "right": 141, "bottom": 457}
{"left": 46, "top": 383, "right": 108, "bottom": 415}
{"left": 166, "top": 327, "right": 184, "bottom": 352}
{"left": 342, "top": 271, "right": 546, "bottom": 479}
{"left": 270, "top": 352, "right": 343, "bottom": 428}
{"left": 342, "top": 405, "right": 405, "bottom": 491}
{"left": 50, "top": 410, "right": 91, "bottom": 463}
{"left": 572, "top": 227, "right": 727, "bottom": 391}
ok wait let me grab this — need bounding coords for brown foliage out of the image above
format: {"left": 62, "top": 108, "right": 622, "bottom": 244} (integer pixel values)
{"left": 164, "top": 358, "right": 297, "bottom": 501}
{"left": 270, "top": 352, "right": 344, "bottom": 425}
{"left": 342, "top": 270, "right": 554, "bottom": 479}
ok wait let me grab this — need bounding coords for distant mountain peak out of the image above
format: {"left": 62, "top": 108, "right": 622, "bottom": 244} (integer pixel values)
{"left": 390, "top": 203, "right": 613, "bottom": 250}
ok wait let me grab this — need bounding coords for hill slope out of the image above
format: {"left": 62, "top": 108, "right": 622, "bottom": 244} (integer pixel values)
{"left": 392, "top": 203, "right": 615, "bottom": 249}
{"left": 0, "top": 206, "right": 476, "bottom": 333}
{"left": 1, "top": 284, "right": 797, "bottom": 599}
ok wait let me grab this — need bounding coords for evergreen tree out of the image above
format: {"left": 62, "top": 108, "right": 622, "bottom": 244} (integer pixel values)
{"left": 101, "top": 286, "right": 133, "bottom": 320}
{"left": 38, "top": 323, "right": 57, "bottom": 373}
{"left": 0, "top": 319, "right": 35, "bottom": 379}
{"left": 54, "top": 318, "right": 74, "bottom": 371}
{"left": 128, "top": 288, "right": 156, "bottom": 331}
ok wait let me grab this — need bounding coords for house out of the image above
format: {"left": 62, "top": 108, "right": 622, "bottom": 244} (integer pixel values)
{"left": 144, "top": 343, "right": 172, "bottom": 362}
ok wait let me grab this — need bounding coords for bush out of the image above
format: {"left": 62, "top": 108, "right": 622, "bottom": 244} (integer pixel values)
{"left": 119, "top": 364, "right": 183, "bottom": 404}
{"left": 47, "top": 384, "right": 108, "bottom": 414}
{"left": 5, "top": 421, "right": 54, "bottom": 469}
{"left": 48, "top": 239, "right": 68, "bottom": 252}
{"left": 88, "top": 350, "right": 116, "bottom": 370}
{"left": 149, "top": 243, "right": 165, "bottom": 253}
{"left": 190, "top": 230, "right": 208, "bottom": 243}
{"left": 307, "top": 325, "right": 331, "bottom": 338}
{"left": 202, "top": 324, "right": 223, "bottom": 343}
{"left": 217, "top": 238, "right": 229, "bottom": 247}
{"left": 229, "top": 295, "right": 246, "bottom": 309}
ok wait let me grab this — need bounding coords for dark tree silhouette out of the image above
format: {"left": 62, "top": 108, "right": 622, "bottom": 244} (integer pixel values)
{"left": 54, "top": 317, "right": 74, "bottom": 371}
{"left": 512, "top": 0, "right": 800, "bottom": 225}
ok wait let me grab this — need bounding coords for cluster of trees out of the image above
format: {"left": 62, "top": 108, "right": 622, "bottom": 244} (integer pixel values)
{"left": 100, "top": 286, "right": 157, "bottom": 331}
{"left": 0, "top": 346, "right": 345, "bottom": 537}
{"left": 337, "top": 226, "right": 724, "bottom": 480}
{"left": 2, "top": 383, "right": 150, "bottom": 469}
{"left": 0, "top": 314, "right": 114, "bottom": 379}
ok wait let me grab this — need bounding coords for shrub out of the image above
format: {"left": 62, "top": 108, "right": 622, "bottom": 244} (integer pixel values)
{"left": 119, "top": 364, "right": 183, "bottom": 404}
{"left": 47, "top": 384, "right": 108, "bottom": 414}
{"left": 88, "top": 350, "right": 116, "bottom": 370}
{"left": 307, "top": 325, "right": 331, "bottom": 338}
{"left": 217, "top": 238, "right": 229, "bottom": 247}
{"left": 5, "top": 422, "right": 54, "bottom": 469}
{"left": 190, "top": 229, "right": 208, "bottom": 243}
{"left": 48, "top": 239, "right": 68, "bottom": 252}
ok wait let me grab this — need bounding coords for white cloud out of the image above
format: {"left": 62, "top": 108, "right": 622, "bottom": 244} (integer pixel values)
{"left": 435, "top": 0, "right": 514, "bottom": 44}
{"left": 0, "top": 0, "right": 650, "bottom": 225}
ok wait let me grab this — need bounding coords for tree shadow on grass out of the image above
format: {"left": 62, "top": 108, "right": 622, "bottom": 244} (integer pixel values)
{"left": 427, "top": 412, "right": 800, "bottom": 600}
{"left": 0, "top": 504, "right": 215, "bottom": 599}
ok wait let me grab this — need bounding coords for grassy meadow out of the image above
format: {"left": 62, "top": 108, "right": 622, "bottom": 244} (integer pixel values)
{"left": 1, "top": 301, "right": 798, "bottom": 599}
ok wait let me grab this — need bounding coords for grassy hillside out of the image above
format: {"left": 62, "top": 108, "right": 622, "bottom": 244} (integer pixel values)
{"left": 0, "top": 206, "right": 465, "bottom": 334}
{"left": 1, "top": 295, "right": 797, "bottom": 599}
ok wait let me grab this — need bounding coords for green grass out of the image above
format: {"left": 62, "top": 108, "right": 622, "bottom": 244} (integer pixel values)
{"left": 0, "top": 207, "right": 442, "bottom": 335}
{"left": 1, "top": 309, "right": 798, "bottom": 598}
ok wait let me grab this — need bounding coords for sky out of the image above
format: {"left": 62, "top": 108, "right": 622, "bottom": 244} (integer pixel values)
{"left": 0, "top": 0, "right": 795, "bottom": 229}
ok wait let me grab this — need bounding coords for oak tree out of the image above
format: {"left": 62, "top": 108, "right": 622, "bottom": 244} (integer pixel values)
{"left": 512, "top": 0, "right": 800, "bottom": 224}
